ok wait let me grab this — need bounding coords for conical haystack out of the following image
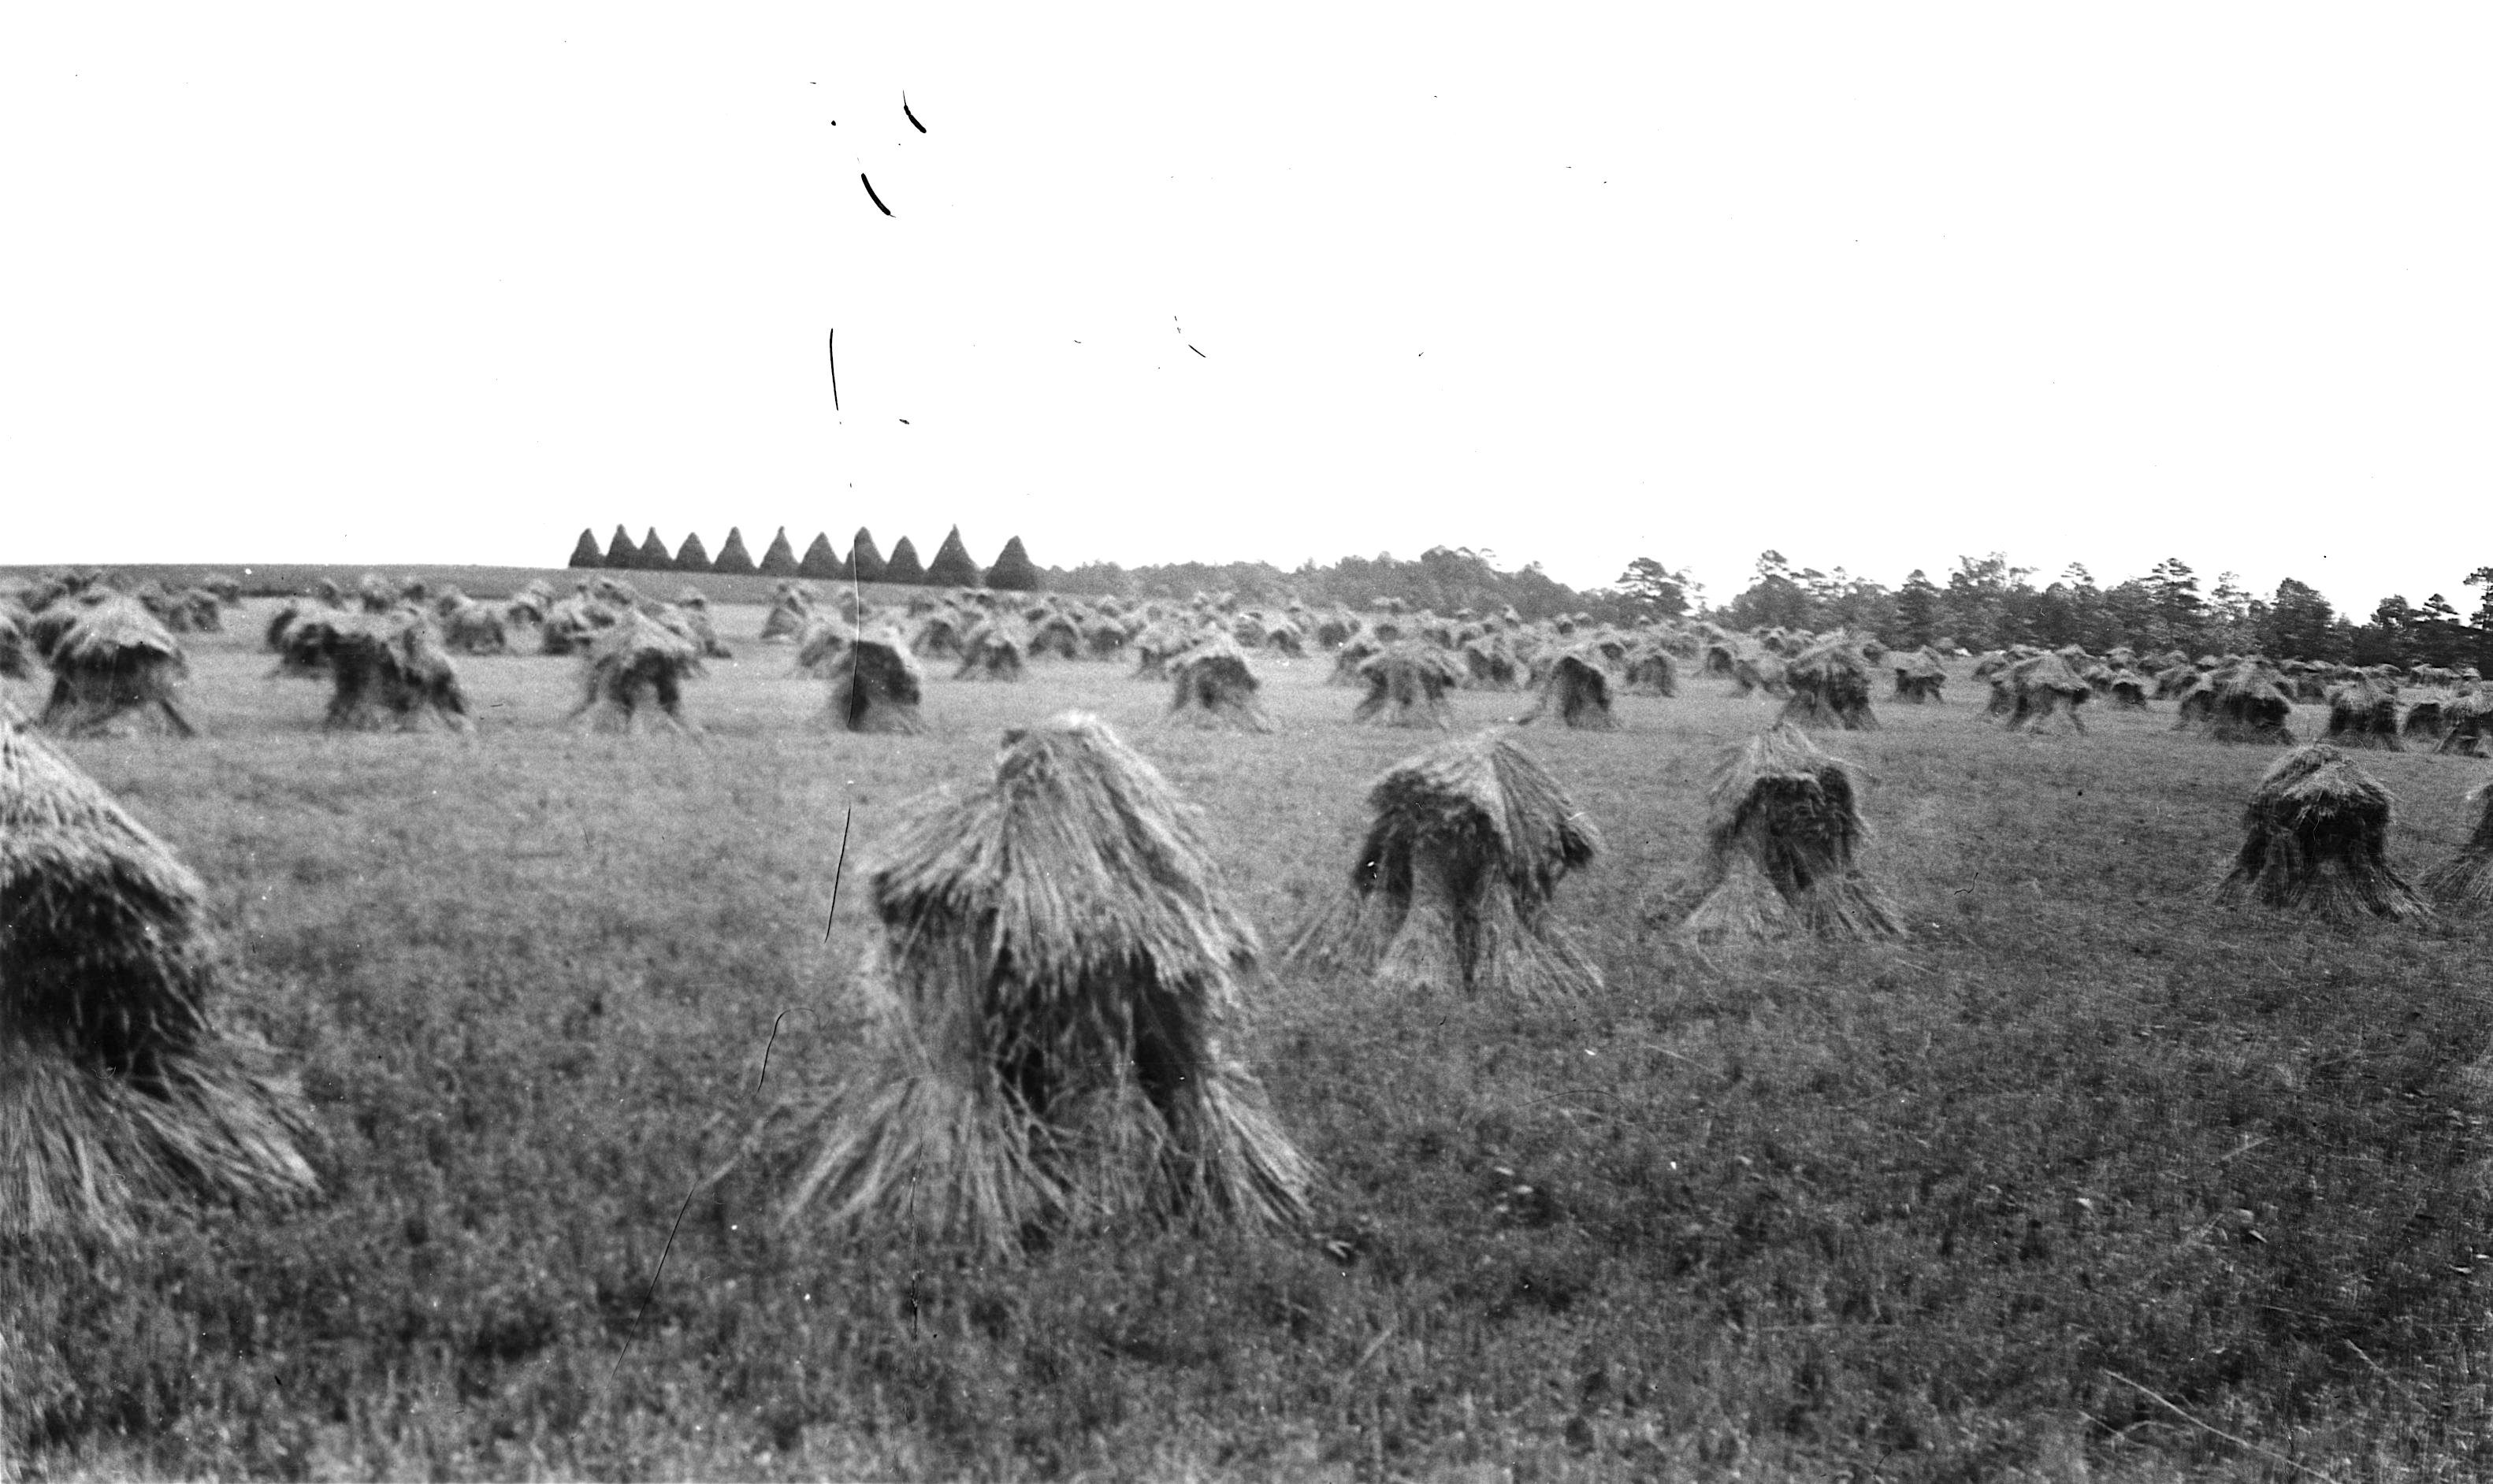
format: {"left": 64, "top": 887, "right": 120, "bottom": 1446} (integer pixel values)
{"left": 1, "top": 721, "right": 319, "bottom": 1239}
{"left": 2436, "top": 693, "right": 2493, "bottom": 758}
{"left": 767, "top": 714, "right": 1312, "bottom": 1250}
{"left": 36, "top": 595, "right": 197, "bottom": 738}
{"left": 2105, "top": 669, "right": 2150, "bottom": 709}
{"left": 1522, "top": 649, "right": 1618, "bottom": 730}
{"left": 1657, "top": 724, "right": 1900, "bottom": 943}
{"left": 1621, "top": 646, "right": 1677, "bottom": 697}
{"left": 2324, "top": 679, "right": 2403, "bottom": 751}
{"left": 2402, "top": 699, "right": 2449, "bottom": 748}
{"left": 567, "top": 610, "right": 704, "bottom": 734}
{"left": 2178, "top": 665, "right": 2295, "bottom": 745}
{"left": 955, "top": 619, "right": 1027, "bottom": 681}
{"left": 303, "top": 612, "right": 474, "bottom": 733}
{"left": 2001, "top": 653, "right": 2090, "bottom": 735}
{"left": 1779, "top": 638, "right": 1878, "bottom": 730}
{"left": 1351, "top": 644, "right": 1466, "bottom": 729}
{"left": 2219, "top": 744, "right": 2425, "bottom": 918}
{"left": 1166, "top": 637, "right": 1273, "bottom": 733}
{"left": 1891, "top": 647, "right": 1946, "bottom": 703}
{"left": 2423, "top": 782, "right": 2493, "bottom": 907}
{"left": 1284, "top": 729, "right": 1601, "bottom": 998}
{"left": 824, "top": 629, "right": 926, "bottom": 734}
{"left": 1729, "top": 646, "right": 1789, "bottom": 698}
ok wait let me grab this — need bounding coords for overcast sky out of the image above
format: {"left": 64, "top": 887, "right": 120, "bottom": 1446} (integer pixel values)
{"left": 5, "top": 6, "right": 2487, "bottom": 614}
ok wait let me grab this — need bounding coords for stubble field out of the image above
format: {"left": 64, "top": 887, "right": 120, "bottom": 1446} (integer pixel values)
{"left": 6, "top": 601, "right": 2493, "bottom": 1481}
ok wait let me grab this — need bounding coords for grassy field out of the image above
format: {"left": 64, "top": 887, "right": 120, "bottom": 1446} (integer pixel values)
{"left": 6, "top": 607, "right": 2492, "bottom": 1481}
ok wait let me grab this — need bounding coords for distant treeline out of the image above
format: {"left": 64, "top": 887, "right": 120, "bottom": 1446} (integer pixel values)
{"left": 570, "top": 525, "right": 1043, "bottom": 592}
{"left": 1684, "top": 551, "right": 2493, "bottom": 670}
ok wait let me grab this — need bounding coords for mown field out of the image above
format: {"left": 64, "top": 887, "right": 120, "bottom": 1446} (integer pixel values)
{"left": 6, "top": 603, "right": 2493, "bottom": 1481}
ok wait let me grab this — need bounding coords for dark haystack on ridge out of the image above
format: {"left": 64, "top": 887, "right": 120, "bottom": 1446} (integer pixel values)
{"left": 38, "top": 595, "right": 197, "bottom": 738}
{"left": 2324, "top": 679, "right": 2403, "bottom": 751}
{"left": 1657, "top": 724, "right": 1900, "bottom": 944}
{"left": 1352, "top": 644, "right": 1466, "bottom": 729}
{"left": 307, "top": 613, "right": 474, "bottom": 733}
{"left": 2002, "top": 653, "right": 2090, "bottom": 735}
{"left": 1521, "top": 648, "right": 1618, "bottom": 730}
{"left": 2423, "top": 782, "right": 2493, "bottom": 907}
{"left": 0, "top": 722, "right": 318, "bottom": 1240}
{"left": 1891, "top": 647, "right": 1945, "bottom": 703}
{"left": 2219, "top": 744, "right": 2426, "bottom": 919}
{"left": 1284, "top": 729, "right": 1602, "bottom": 999}
{"left": 824, "top": 629, "right": 927, "bottom": 735}
{"left": 1166, "top": 636, "right": 1273, "bottom": 733}
{"left": 567, "top": 610, "right": 704, "bottom": 735}
{"left": 1778, "top": 637, "right": 1878, "bottom": 730}
{"left": 766, "top": 714, "right": 1311, "bottom": 1250}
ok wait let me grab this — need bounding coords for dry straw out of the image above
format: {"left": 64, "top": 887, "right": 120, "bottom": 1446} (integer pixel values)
{"left": 305, "top": 612, "right": 474, "bottom": 733}
{"left": 2423, "top": 781, "right": 2493, "bottom": 907}
{"left": 825, "top": 629, "right": 927, "bottom": 735}
{"left": 567, "top": 609, "right": 704, "bottom": 734}
{"left": 36, "top": 594, "right": 197, "bottom": 738}
{"left": 768, "top": 713, "right": 1311, "bottom": 1251}
{"left": 1166, "top": 636, "right": 1274, "bottom": 733}
{"left": 2000, "top": 653, "right": 2090, "bottom": 735}
{"left": 1890, "top": 647, "right": 1946, "bottom": 703}
{"left": 1351, "top": 644, "right": 1466, "bottom": 729}
{"left": 2178, "top": 664, "right": 2296, "bottom": 745}
{"left": 1659, "top": 723, "right": 1900, "bottom": 943}
{"left": 1522, "top": 648, "right": 1618, "bottom": 730}
{"left": 1779, "top": 636, "right": 1878, "bottom": 730}
{"left": 2218, "top": 744, "right": 2425, "bottom": 918}
{"left": 0, "top": 720, "right": 318, "bottom": 1240}
{"left": 2323, "top": 679, "right": 2402, "bottom": 751}
{"left": 1284, "top": 729, "right": 1602, "bottom": 999}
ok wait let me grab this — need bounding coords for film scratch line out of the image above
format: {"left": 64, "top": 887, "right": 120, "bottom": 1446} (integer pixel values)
{"left": 903, "top": 93, "right": 927, "bottom": 133}
{"left": 860, "top": 173, "right": 893, "bottom": 217}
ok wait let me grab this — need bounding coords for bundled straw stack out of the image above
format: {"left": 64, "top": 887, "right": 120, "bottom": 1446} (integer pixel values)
{"left": 1166, "top": 636, "right": 1273, "bottom": 733}
{"left": 35, "top": 594, "right": 197, "bottom": 738}
{"left": 1621, "top": 645, "right": 1677, "bottom": 697}
{"left": 2218, "top": 744, "right": 2424, "bottom": 918}
{"left": 567, "top": 609, "right": 704, "bottom": 734}
{"left": 2323, "top": 679, "right": 2402, "bottom": 751}
{"left": 302, "top": 612, "right": 474, "bottom": 733}
{"left": 1890, "top": 647, "right": 1946, "bottom": 703}
{"left": 2423, "top": 782, "right": 2493, "bottom": 907}
{"left": 1351, "top": 644, "right": 1466, "bottom": 729}
{"left": 0, "top": 720, "right": 318, "bottom": 1239}
{"left": 2178, "top": 664, "right": 2296, "bottom": 744}
{"left": 955, "top": 619, "right": 1028, "bottom": 681}
{"left": 1779, "top": 636, "right": 1878, "bottom": 730}
{"left": 767, "top": 714, "right": 1311, "bottom": 1250}
{"left": 824, "top": 629, "right": 927, "bottom": 734}
{"left": 1284, "top": 729, "right": 1602, "bottom": 998}
{"left": 1729, "top": 646, "right": 1789, "bottom": 698}
{"left": 2437, "top": 693, "right": 2493, "bottom": 758}
{"left": 1521, "top": 648, "right": 1618, "bottom": 730}
{"left": 1999, "top": 653, "right": 2090, "bottom": 735}
{"left": 1659, "top": 724, "right": 1900, "bottom": 943}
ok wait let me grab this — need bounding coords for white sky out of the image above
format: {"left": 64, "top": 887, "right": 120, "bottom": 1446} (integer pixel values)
{"left": 4, "top": 6, "right": 2487, "bottom": 614}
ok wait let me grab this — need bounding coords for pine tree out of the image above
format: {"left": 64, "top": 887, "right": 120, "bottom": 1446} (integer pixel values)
{"left": 567, "top": 529, "right": 604, "bottom": 568}
{"left": 674, "top": 532, "right": 712, "bottom": 571}
{"left": 986, "top": 536, "right": 1042, "bottom": 592}
{"left": 759, "top": 526, "right": 801, "bottom": 577}
{"left": 712, "top": 526, "right": 756, "bottom": 575}
{"left": 638, "top": 528, "right": 673, "bottom": 570}
{"left": 844, "top": 528, "right": 888, "bottom": 583}
{"left": 798, "top": 532, "right": 841, "bottom": 578}
{"left": 882, "top": 536, "right": 926, "bottom": 584}
{"left": 923, "top": 526, "right": 983, "bottom": 588}
{"left": 604, "top": 525, "right": 638, "bottom": 568}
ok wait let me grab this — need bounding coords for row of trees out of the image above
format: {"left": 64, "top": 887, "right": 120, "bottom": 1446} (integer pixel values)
{"left": 1615, "top": 551, "right": 2493, "bottom": 670}
{"left": 1045, "top": 546, "right": 1606, "bottom": 622}
{"left": 566, "top": 526, "right": 1045, "bottom": 592}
